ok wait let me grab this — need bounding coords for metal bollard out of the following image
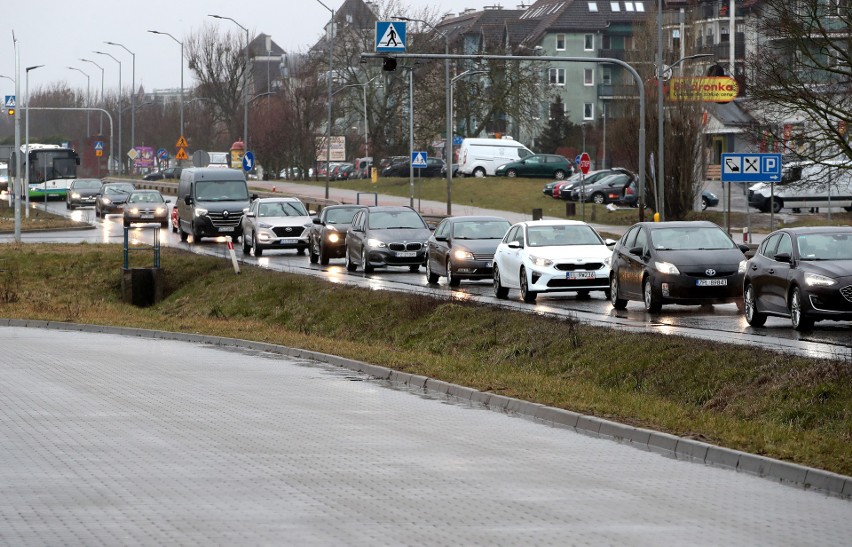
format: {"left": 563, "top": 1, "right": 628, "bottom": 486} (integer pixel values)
{"left": 532, "top": 208, "right": 543, "bottom": 220}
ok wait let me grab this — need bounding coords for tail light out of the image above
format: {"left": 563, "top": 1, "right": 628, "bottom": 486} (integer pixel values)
{"left": 625, "top": 186, "right": 635, "bottom": 196}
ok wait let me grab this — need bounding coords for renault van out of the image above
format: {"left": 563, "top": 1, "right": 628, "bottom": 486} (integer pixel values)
{"left": 177, "top": 168, "right": 257, "bottom": 243}
{"left": 457, "top": 137, "right": 533, "bottom": 177}
{"left": 748, "top": 160, "right": 852, "bottom": 213}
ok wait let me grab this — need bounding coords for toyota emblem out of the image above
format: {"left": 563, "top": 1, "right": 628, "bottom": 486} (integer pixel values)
{"left": 705, "top": 269, "right": 717, "bottom": 276}
{"left": 222, "top": 210, "right": 230, "bottom": 218}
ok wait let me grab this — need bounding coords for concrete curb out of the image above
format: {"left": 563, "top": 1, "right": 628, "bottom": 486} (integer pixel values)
{"left": 3, "top": 318, "right": 849, "bottom": 499}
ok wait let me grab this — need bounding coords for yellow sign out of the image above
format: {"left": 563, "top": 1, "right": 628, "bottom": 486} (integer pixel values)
{"left": 96, "top": 150, "right": 103, "bottom": 157}
{"left": 668, "top": 77, "right": 739, "bottom": 102}
{"left": 175, "top": 148, "right": 189, "bottom": 161}
{"left": 176, "top": 136, "right": 189, "bottom": 148}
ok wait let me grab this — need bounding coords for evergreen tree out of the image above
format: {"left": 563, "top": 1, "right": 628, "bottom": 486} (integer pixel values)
{"left": 537, "top": 96, "right": 573, "bottom": 153}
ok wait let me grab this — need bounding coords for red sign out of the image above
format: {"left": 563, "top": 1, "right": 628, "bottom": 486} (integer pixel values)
{"left": 579, "top": 152, "right": 591, "bottom": 175}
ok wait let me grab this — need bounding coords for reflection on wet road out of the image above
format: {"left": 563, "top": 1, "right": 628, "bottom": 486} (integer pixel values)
{"left": 8, "top": 200, "right": 852, "bottom": 360}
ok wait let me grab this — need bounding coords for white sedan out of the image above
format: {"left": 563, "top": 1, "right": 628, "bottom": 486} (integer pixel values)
{"left": 493, "top": 220, "right": 615, "bottom": 303}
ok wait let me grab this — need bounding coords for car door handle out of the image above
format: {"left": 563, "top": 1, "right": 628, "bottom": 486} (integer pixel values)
{"left": 750, "top": 265, "right": 758, "bottom": 271}
{"left": 769, "top": 268, "right": 775, "bottom": 274}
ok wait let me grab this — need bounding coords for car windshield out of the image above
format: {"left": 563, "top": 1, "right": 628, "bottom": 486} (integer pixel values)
{"left": 105, "top": 185, "right": 133, "bottom": 195}
{"left": 325, "top": 207, "right": 360, "bottom": 224}
{"left": 526, "top": 224, "right": 603, "bottom": 247}
{"left": 368, "top": 210, "right": 426, "bottom": 229}
{"left": 128, "top": 192, "right": 164, "bottom": 204}
{"left": 195, "top": 180, "right": 249, "bottom": 202}
{"left": 75, "top": 179, "right": 101, "bottom": 189}
{"left": 651, "top": 227, "right": 735, "bottom": 250}
{"left": 258, "top": 201, "right": 307, "bottom": 217}
{"left": 452, "top": 220, "right": 511, "bottom": 239}
{"left": 797, "top": 233, "right": 852, "bottom": 260}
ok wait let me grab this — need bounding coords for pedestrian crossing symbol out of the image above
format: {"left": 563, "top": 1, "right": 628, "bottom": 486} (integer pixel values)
{"left": 375, "top": 21, "right": 406, "bottom": 52}
{"left": 94, "top": 141, "right": 104, "bottom": 151}
{"left": 4, "top": 95, "right": 16, "bottom": 108}
{"left": 411, "top": 151, "right": 427, "bottom": 168}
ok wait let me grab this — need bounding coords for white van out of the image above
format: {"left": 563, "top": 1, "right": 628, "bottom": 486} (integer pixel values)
{"left": 457, "top": 137, "right": 533, "bottom": 177}
{"left": 748, "top": 160, "right": 852, "bottom": 213}
{"left": 208, "top": 152, "right": 230, "bottom": 169}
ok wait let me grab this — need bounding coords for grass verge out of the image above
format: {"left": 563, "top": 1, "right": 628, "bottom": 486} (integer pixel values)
{"left": 0, "top": 199, "right": 89, "bottom": 232}
{"left": 1, "top": 243, "right": 850, "bottom": 476}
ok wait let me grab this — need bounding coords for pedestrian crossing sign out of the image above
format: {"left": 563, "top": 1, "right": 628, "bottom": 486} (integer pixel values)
{"left": 94, "top": 141, "right": 104, "bottom": 151}
{"left": 411, "top": 151, "right": 427, "bottom": 168}
{"left": 375, "top": 21, "right": 406, "bottom": 53}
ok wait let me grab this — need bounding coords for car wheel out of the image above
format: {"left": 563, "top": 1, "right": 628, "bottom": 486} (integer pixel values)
{"left": 493, "top": 266, "right": 509, "bottom": 299}
{"left": 554, "top": 170, "right": 566, "bottom": 180}
{"left": 319, "top": 243, "right": 330, "bottom": 266}
{"left": 361, "top": 247, "right": 373, "bottom": 273}
{"left": 191, "top": 223, "right": 203, "bottom": 244}
{"left": 309, "top": 240, "right": 319, "bottom": 263}
{"left": 297, "top": 246, "right": 306, "bottom": 256}
{"left": 771, "top": 199, "right": 783, "bottom": 214}
{"left": 506, "top": 169, "right": 518, "bottom": 178}
{"left": 790, "top": 287, "right": 814, "bottom": 331}
{"left": 701, "top": 197, "right": 709, "bottom": 210}
{"left": 520, "top": 268, "right": 537, "bottom": 303}
{"left": 643, "top": 277, "right": 662, "bottom": 313}
{"left": 409, "top": 264, "right": 420, "bottom": 273}
{"left": 345, "top": 247, "right": 357, "bottom": 272}
{"left": 66, "top": 202, "right": 72, "bottom": 210}
{"left": 95, "top": 206, "right": 101, "bottom": 218}
{"left": 744, "top": 284, "right": 766, "bottom": 327}
{"left": 473, "top": 167, "right": 486, "bottom": 178}
{"left": 179, "top": 223, "right": 188, "bottom": 242}
{"left": 252, "top": 236, "right": 263, "bottom": 257}
{"left": 425, "top": 256, "right": 439, "bottom": 284}
{"left": 242, "top": 234, "right": 251, "bottom": 255}
{"left": 160, "top": 221, "right": 168, "bottom": 228}
{"left": 592, "top": 192, "right": 605, "bottom": 205}
{"left": 446, "top": 260, "right": 460, "bottom": 287}
{"left": 610, "top": 276, "right": 628, "bottom": 310}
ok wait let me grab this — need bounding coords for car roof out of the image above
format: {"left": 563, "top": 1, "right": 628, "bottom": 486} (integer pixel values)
{"left": 364, "top": 205, "right": 419, "bottom": 213}
{"left": 516, "top": 219, "right": 591, "bottom": 227}
{"left": 636, "top": 220, "right": 720, "bottom": 229}
{"left": 777, "top": 226, "right": 852, "bottom": 235}
{"left": 256, "top": 197, "right": 303, "bottom": 203}
{"left": 324, "top": 204, "right": 364, "bottom": 209}
{"left": 446, "top": 215, "right": 510, "bottom": 223}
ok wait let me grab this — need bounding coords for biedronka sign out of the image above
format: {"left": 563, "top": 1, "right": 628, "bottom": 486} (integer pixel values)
{"left": 668, "top": 76, "right": 739, "bottom": 103}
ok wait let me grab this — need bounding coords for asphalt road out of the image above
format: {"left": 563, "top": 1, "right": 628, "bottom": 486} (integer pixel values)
{"left": 1, "top": 326, "right": 850, "bottom": 545}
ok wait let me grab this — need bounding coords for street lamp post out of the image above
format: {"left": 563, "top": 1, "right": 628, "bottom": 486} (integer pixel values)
{"left": 94, "top": 50, "right": 122, "bottom": 173}
{"left": 449, "top": 69, "right": 487, "bottom": 176}
{"left": 209, "top": 15, "right": 250, "bottom": 152}
{"left": 25, "top": 64, "right": 44, "bottom": 216}
{"left": 148, "top": 30, "right": 184, "bottom": 145}
{"left": 311, "top": 0, "right": 335, "bottom": 199}
{"left": 80, "top": 58, "right": 104, "bottom": 135}
{"left": 105, "top": 42, "right": 136, "bottom": 160}
{"left": 395, "top": 16, "right": 452, "bottom": 214}
{"left": 66, "top": 67, "right": 91, "bottom": 137}
{"left": 332, "top": 75, "right": 379, "bottom": 162}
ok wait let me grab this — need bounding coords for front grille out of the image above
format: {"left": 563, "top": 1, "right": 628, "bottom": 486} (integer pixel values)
{"left": 841, "top": 285, "right": 852, "bottom": 303}
{"left": 681, "top": 269, "right": 737, "bottom": 278}
{"left": 473, "top": 253, "right": 494, "bottom": 261}
{"left": 555, "top": 262, "right": 604, "bottom": 272}
{"left": 272, "top": 226, "right": 305, "bottom": 237}
{"left": 209, "top": 211, "right": 242, "bottom": 228}
{"left": 388, "top": 242, "right": 423, "bottom": 251}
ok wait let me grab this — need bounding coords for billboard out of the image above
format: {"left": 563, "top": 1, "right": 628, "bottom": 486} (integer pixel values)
{"left": 316, "top": 136, "right": 346, "bottom": 162}
{"left": 132, "top": 146, "right": 155, "bottom": 169}
{"left": 668, "top": 77, "right": 739, "bottom": 102}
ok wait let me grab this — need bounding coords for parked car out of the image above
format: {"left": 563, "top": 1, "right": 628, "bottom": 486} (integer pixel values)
{"left": 381, "top": 157, "right": 445, "bottom": 178}
{"left": 335, "top": 163, "right": 356, "bottom": 180}
{"left": 440, "top": 163, "right": 459, "bottom": 177}
{"left": 241, "top": 197, "right": 312, "bottom": 257}
{"left": 558, "top": 168, "right": 632, "bottom": 200}
{"left": 143, "top": 167, "right": 182, "bottom": 181}
{"left": 748, "top": 160, "right": 852, "bottom": 213}
{"left": 457, "top": 137, "right": 533, "bottom": 177}
{"left": 425, "top": 216, "right": 512, "bottom": 287}
{"left": 743, "top": 226, "right": 852, "bottom": 330}
{"left": 609, "top": 221, "right": 748, "bottom": 313}
{"left": 66, "top": 178, "right": 102, "bottom": 209}
{"left": 307, "top": 204, "right": 364, "bottom": 265}
{"left": 493, "top": 220, "right": 615, "bottom": 303}
{"left": 701, "top": 190, "right": 720, "bottom": 210}
{"left": 123, "top": 190, "right": 169, "bottom": 228}
{"left": 95, "top": 182, "right": 136, "bottom": 217}
{"left": 495, "top": 154, "right": 573, "bottom": 179}
{"left": 569, "top": 173, "right": 634, "bottom": 204}
{"left": 345, "top": 206, "right": 432, "bottom": 273}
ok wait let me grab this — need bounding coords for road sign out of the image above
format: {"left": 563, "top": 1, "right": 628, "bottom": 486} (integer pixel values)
{"left": 176, "top": 136, "right": 189, "bottom": 148}
{"left": 579, "top": 152, "right": 591, "bottom": 175}
{"left": 127, "top": 149, "right": 138, "bottom": 160}
{"left": 94, "top": 141, "right": 104, "bottom": 151}
{"left": 411, "top": 151, "right": 427, "bottom": 168}
{"left": 192, "top": 150, "right": 210, "bottom": 168}
{"left": 375, "top": 21, "right": 406, "bottom": 52}
{"left": 452, "top": 136, "right": 463, "bottom": 146}
{"left": 175, "top": 148, "right": 189, "bottom": 161}
{"left": 157, "top": 148, "right": 169, "bottom": 161}
{"left": 242, "top": 151, "right": 255, "bottom": 172}
{"left": 720, "top": 153, "right": 782, "bottom": 183}
{"left": 96, "top": 150, "right": 103, "bottom": 157}
{"left": 574, "top": 154, "right": 581, "bottom": 165}
{"left": 4, "top": 95, "right": 16, "bottom": 108}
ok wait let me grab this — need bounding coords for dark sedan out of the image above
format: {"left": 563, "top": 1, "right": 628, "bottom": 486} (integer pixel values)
{"left": 345, "top": 206, "right": 432, "bottom": 273}
{"left": 495, "top": 154, "right": 573, "bottom": 179}
{"left": 381, "top": 157, "right": 445, "bottom": 178}
{"left": 95, "top": 182, "right": 136, "bottom": 217}
{"left": 143, "top": 167, "right": 182, "bottom": 181}
{"left": 569, "top": 173, "right": 633, "bottom": 204}
{"left": 308, "top": 204, "right": 363, "bottom": 265}
{"left": 425, "top": 216, "right": 512, "bottom": 286}
{"left": 66, "top": 178, "right": 102, "bottom": 209}
{"left": 609, "top": 221, "right": 748, "bottom": 312}
{"left": 123, "top": 190, "right": 169, "bottom": 228}
{"left": 744, "top": 226, "right": 852, "bottom": 331}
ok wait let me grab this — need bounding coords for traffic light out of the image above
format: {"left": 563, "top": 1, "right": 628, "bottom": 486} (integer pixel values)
{"left": 382, "top": 57, "right": 397, "bottom": 72}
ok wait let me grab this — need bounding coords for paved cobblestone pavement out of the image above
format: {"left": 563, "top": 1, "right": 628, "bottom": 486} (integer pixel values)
{"left": 1, "top": 326, "right": 849, "bottom": 546}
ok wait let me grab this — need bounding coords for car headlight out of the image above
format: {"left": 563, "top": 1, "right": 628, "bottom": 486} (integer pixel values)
{"left": 155, "top": 207, "right": 165, "bottom": 215}
{"left": 496, "top": 164, "right": 506, "bottom": 171}
{"left": 101, "top": 198, "right": 111, "bottom": 205}
{"left": 71, "top": 192, "right": 80, "bottom": 199}
{"left": 738, "top": 260, "right": 747, "bottom": 274}
{"left": 454, "top": 249, "right": 474, "bottom": 260}
{"left": 194, "top": 207, "right": 208, "bottom": 217}
{"left": 654, "top": 261, "right": 680, "bottom": 275}
{"left": 603, "top": 256, "right": 612, "bottom": 267}
{"left": 366, "top": 238, "right": 386, "bottom": 248}
{"left": 257, "top": 223, "right": 274, "bottom": 229}
{"left": 129, "top": 207, "right": 139, "bottom": 215}
{"left": 529, "top": 255, "right": 553, "bottom": 268}
{"left": 326, "top": 232, "right": 340, "bottom": 243}
{"left": 804, "top": 272, "right": 836, "bottom": 287}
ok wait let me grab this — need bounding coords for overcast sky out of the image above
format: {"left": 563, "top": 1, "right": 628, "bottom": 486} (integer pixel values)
{"left": 1, "top": 0, "right": 502, "bottom": 98}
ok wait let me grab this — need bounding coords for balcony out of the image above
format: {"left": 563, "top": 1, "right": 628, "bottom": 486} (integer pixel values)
{"left": 696, "top": 41, "right": 746, "bottom": 61}
{"left": 598, "top": 49, "right": 628, "bottom": 61}
{"left": 598, "top": 84, "right": 639, "bottom": 99}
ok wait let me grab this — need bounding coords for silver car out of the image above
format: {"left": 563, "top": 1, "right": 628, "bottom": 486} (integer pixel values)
{"left": 241, "top": 197, "right": 312, "bottom": 257}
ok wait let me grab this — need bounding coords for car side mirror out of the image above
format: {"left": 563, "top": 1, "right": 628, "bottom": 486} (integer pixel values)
{"left": 629, "top": 246, "right": 644, "bottom": 256}
{"left": 435, "top": 235, "right": 447, "bottom": 242}
{"left": 245, "top": 211, "right": 256, "bottom": 218}
{"left": 508, "top": 241, "right": 522, "bottom": 249}
{"left": 605, "top": 239, "right": 617, "bottom": 246}
{"left": 251, "top": 193, "right": 259, "bottom": 201}
{"left": 774, "top": 252, "right": 791, "bottom": 263}
{"left": 312, "top": 217, "right": 322, "bottom": 225}
{"left": 738, "top": 244, "right": 751, "bottom": 253}
{"left": 309, "top": 209, "right": 316, "bottom": 216}
{"left": 184, "top": 195, "right": 192, "bottom": 205}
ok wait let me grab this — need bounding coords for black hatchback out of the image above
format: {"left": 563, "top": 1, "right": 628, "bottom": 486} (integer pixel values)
{"left": 609, "top": 221, "right": 749, "bottom": 312}
{"left": 743, "top": 226, "right": 852, "bottom": 331}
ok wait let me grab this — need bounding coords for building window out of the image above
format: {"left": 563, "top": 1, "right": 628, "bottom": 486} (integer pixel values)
{"left": 556, "top": 34, "right": 566, "bottom": 50}
{"left": 635, "top": 2, "right": 645, "bottom": 11}
{"left": 584, "top": 103, "right": 594, "bottom": 120}
{"left": 585, "top": 34, "right": 594, "bottom": 51}
{"left": 610, "top": 2, "right": 620, "bottom": 11}
{"left": 549, "top": 68, "right": 565, "bottom": 85}
{"left": 588, "top": 2, "right": 599, "bottom": 11}
{"left": 602, "top": 67, "right": 612, "bottom": 85}
{"left": 625, "top": 1, "right": 635, "bottom": 11}
{"left": 584, "top": 68, "right": 594, "bottom": 86}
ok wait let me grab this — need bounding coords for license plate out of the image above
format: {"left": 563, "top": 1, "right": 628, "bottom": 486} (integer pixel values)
{"left": 141, "top": 214, "right": 154, "bottom": 219}
{"left": 219, "top": 227, "right": 234, "bottom": 232}
{"left": 280, "top": 238, "right": 298, "bottom": 244}
{"left": 485, "top": 261, "right": 492, "bottom": 268}
{"left": 696, "top": 279, "right": 727, "bottom": 287}
{"left": 566, "top": 271, "right": 595, "bottom": 280}
{"left": 396, "top": 251, "right": 416, "bottom": 258}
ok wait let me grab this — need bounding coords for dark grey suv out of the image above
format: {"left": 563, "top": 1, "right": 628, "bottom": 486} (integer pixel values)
{"left": 344, "top": 206, "right": 431, "bottom": 273}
